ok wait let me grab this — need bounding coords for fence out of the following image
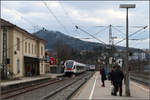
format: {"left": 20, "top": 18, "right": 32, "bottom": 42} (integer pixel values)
{"left": 46, "top": 65, "right": 64, "bottom": 74}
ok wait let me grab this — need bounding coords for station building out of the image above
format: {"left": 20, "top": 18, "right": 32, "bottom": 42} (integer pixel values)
{"left": 0, "top": 18, "right": 46, "bottom": 78}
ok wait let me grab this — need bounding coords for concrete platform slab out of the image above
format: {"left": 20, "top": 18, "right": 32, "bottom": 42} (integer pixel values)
{"left": 0, "top": 73, "right": 64, "bottom": 87}
{"left": 72, "top": 72, "right": 149, "bottom": 100}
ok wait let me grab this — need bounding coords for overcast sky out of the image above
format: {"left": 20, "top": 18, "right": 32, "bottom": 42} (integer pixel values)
{"left": 1, "top": 1, "right": 149, "bottom": 49}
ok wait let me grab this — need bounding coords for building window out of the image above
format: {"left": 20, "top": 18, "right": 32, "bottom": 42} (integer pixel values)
{"left": 41, "top": 64, "right": 43, "bottom": 72}
{"left": 28, "top": 43, "right": 30, "bottom": 54}
{"left": 41, "top": 46, "right": 43, "bottom": 56}
{"left": 17, "top": 59, "right": 20, "bottom": 73}
{"left": 17, "top": 38, "right": 20, "bottom": 51}
{"left": 32, "top": 44, "right": 33, "bottom": 54}
{"left": 25, "top": 42, "right": 27, "bottom": 53}
{"left": 35, "top": 45, "right": 36, "bottom": 55}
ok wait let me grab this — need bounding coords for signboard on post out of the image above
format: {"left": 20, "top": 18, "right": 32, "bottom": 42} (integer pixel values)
{"left": 98, "top": 59, "right": 101, "bottom": 63}
{"left": 117, "top": 59, "right": 123, "bottom": 67}
{"left": 109, "top": 57, "right": 113, "bottom": 64}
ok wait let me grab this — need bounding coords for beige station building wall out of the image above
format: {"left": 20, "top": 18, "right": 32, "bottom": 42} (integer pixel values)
{"left": 0, "top": 29, "right": 3, "bottom": 69}
{"left": 1, "top": 19, "right": 46, "bottom": 78}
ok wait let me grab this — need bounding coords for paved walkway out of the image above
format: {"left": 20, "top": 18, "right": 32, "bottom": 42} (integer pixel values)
{"left": 72, "top": 72, "right": 150, "bottom": 100}
{"left": 0, "top": 73, "right": 64, "bottom": 87}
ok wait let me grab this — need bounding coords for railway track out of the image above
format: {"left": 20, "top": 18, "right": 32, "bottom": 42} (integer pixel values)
{"left": 130, "top": 75, "right": 150, "bottom": 87}
{"left": 42, "top": 71, "right": 95, "bottom": 100}
{"left": 0, "top": 78, "right": 66, "bottom": 100}
{"left": 1, "top": 71, "right": 94, "bottom": 100}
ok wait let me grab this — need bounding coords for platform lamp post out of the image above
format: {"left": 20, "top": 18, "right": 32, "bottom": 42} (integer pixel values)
{"left": 120, "top": 4, "right": 136, "bottom": 96}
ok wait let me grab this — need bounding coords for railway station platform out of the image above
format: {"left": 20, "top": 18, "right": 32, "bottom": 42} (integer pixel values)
{"left": 0, "top": 73, "right": 64, "bottom": 87}
{"left": 72, "top": 72, "right": 149, "bottom": 100}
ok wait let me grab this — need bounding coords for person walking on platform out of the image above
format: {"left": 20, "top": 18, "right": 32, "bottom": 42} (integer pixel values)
{"left": 100, "top": 67, "right": 107, "bottom": 87}
{"left": 108, "top": 66, "right": 116, "bottom": 81}
{"left": 111, "top": 65, "right": 124, "bottom": 96}
{"left": 108, "top": 66, "right": 116, "bottom": 95}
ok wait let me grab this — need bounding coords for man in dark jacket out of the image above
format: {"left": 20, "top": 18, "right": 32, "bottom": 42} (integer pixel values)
{"left": 100, "top": 67, "right": 107, "bottom": 87}
{"left": 109, "top": 66, "right": 116, "bottom": 81}
{"left": 109, "top": 66, "right": 116, "bottom": 95}
{"left": 111, "top": 65, "right": 124, "bottom": 96}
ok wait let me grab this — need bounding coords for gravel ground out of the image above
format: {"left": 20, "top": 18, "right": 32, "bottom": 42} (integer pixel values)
{"left": 45, "top": 72, "right": 94, "bottom": 100}
{"left": 46, "top": 78, "right": 86, "bottom": 100}
{"left": 7, "top": 78, "right": 69, "bottom": 100}
{"left": 6, "top": 72, "right": 94, "bottom": 100}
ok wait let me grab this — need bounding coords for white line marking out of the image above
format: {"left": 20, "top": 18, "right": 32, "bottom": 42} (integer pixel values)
{"left": 89, "top": 73, "right": 97, "bottom": 100}
{"left": 131, "top": 82, "right": 149, "bottom": 92}
{"left": 91, "top": 98, "right": 149, "bottom": 99}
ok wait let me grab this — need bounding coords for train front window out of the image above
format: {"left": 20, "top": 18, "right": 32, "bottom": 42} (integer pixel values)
{"left": 66, "top": 61, "right": 73, "bottom": 68}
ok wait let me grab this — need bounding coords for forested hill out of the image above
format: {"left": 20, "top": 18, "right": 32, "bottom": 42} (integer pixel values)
{"left": 34, "top": 29, "right": 104, "bottom": 51}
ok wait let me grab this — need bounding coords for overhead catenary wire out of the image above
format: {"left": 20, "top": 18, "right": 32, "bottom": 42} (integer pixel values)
{"left": 75, "top": 25, "right": 107, "bottom": 45}
{"left": 58, "top": 1, "right": 75, "bottom": 28}
{"left": 2, "top": 2, "right": 148, "bottom": 51}
{"left": 93, "top": 26, "right": 109, "bottom": 36}
{"left": 1, "top": 1, "right": 103, "bottom": 55}
{"left": 58, "top": 1, "right": 81, "bottom": 36}
{"left": 3, "top": 5, "right": 42, "bottom": 32}
{"left": 115, "top": 26, "right": 148, "bottom": 45}
{"left": 42, "top": 1, "right": 70, "bottom": 36}
{"left": 111, "top": 26, "right": 126, "bottom": 36}
{"left": 129, "top": 38, "right": 148, "bottom": 41}
{"left": 0, "top": 6, "right": 46, "bottom": 54}
{"left": 78, "top": 38, "right": 92, "bottom": 39}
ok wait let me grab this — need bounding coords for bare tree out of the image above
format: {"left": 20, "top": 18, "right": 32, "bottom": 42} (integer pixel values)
{"left": 53, "top": 39, "right": 73, "bottom": 64}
